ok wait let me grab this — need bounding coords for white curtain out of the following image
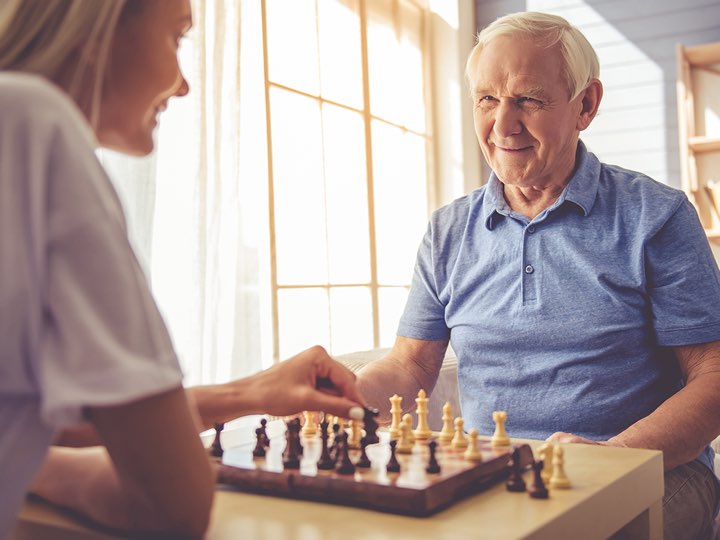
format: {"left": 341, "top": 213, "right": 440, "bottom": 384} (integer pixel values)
{"left": 101, "top": 0, "right": 271, "bottom": 386}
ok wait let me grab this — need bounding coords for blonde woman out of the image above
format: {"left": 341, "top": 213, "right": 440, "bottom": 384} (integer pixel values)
{"left": 0, "top": 1, "right": 364, "bottom": 537}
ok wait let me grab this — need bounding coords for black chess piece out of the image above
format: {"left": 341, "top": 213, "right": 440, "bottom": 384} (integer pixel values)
{"left": 334, "top": 433, "right": 356, "bottom": 475}
{"left": 209, "top": 422, "right": 224, "bottom": 458}
{"left": 528, "top": 460, "right": 549, "bottom": 499}
{"left": 506, "top": 447, "right": 527, "bottom": 492}
{"left": 386, "top": 439, "right": 401, "bottom": 473}
{"left": 426, "top": 439, "right": 441, "bottom": 474}
{"left": 329, "top": 423, "right": 341, "bottom": 459}
{"left": 259, "top": 417, "right": 270, "bottom": 447}
{"left": 363, "top": 407, "right": 380, "bottom": 444}
{"left": 316, "top": 419, "right": 335, "bottom": 470}
{"left": 283, "top": 419, "right": 301, "bottom": 469}
{"left": 252, "top": 427, "right": 266, "bottom": 458}
{"left": 287, "top": 417, "right": 304, "bottom": 456}
{"left": 356, "top": 436, "right": 372, "bottom": 468}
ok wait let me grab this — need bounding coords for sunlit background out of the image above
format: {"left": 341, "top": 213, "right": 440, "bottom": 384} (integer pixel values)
{"left": 102, "top": 0, "right": 720, "bottom": 387}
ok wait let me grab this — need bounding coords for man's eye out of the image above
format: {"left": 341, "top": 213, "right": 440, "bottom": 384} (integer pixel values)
{"left": 517, "top": 97, "right": 543, "bottom": 108}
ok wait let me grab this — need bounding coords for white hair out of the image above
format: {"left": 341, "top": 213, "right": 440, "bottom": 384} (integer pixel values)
{"left": 466, "top": 11, "right": 600, "bottom": 101}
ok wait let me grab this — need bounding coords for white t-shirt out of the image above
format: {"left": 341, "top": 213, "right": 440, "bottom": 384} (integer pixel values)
{"left": 0, "top": 73, "right": 184, "bottom": 537}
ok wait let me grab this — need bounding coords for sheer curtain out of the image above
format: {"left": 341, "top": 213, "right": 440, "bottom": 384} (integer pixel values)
{"left": 101, "top": 0, "right": 271, "bottom": 387}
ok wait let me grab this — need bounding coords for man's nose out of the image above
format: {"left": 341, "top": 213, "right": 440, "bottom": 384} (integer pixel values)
{"left": 493, "top": 101, "right": 522, "bottom": 138}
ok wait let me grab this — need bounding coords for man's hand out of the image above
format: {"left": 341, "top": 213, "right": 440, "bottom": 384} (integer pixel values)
{"left": 547, "top": 431, "right": 611, "bottom": 446}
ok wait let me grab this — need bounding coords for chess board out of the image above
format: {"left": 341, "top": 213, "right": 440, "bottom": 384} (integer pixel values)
{"left": 216, "top": 428, "right": 534, "bottom": 516}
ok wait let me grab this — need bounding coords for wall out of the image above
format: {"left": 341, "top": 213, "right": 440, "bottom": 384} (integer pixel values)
{"left": 472, "top": 0, "right": 720, "bottom": 189}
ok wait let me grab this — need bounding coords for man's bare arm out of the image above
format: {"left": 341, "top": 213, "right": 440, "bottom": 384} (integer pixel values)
{"left": 550, "top": 340, "right": 720, "bottom": 471}
{"left": 355, "top": 336, "right": 449, "bottom": 423}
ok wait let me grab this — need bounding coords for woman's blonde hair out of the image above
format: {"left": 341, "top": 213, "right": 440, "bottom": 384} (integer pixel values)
{"left": 465, "top": 11, "right": 600, "bottom": 101}
{"left": 0, "top": 0, "right": 134, "bottom": 128}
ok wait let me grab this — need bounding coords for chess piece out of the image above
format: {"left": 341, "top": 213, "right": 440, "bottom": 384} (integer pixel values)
{"left": 451, "top": 417, "right": 468, "bottom": 450}
{"left": 334, "top": 433, "right": 356, "bottom": 475}
{"left": 529, "top": 460, "right": 549, "bottom": 499}
{"left": 438, "top": 402, "right": 454, "bottom": 444}
{"left": 209, "top": 422, "right": 224, "bottom": 458}
{"left": 283, "top": 419, "right": 301, "bottom": 469}
{"left": 386, "top": 439, "right": 401, "bottom": 473}
{"left": 348, "top": 419, "right": 362, "bottom": 449}
{"left": 402, "top": 414, "right": 415, "bottom": 444}
{"left": 329, "top": 422, "right": 341, "bottom": 459}
{"left": 506, "top": 447, "right": 526, "bottom": 492}
{"left": 464, "top": 429, "right": 483, "bottom": 462}
{"left": 356, "top": 436, "right": 372, "bottom": 468}
{"left": 549, "top": 445, "right": 571, "bottom": 489}
{"left": 259, "top": 418, "right": 270, "bottom": 447}
{"left": 413, "top": 389, "right": 432, "bottom": 440}
{"left": 396, "top": 416, "right": 414, "bottom": 454}
{"left": 363, "top": 407, "right": 380, "bottom": 444}
{"left": 389, "top": 394, "right": 402, "bottom": 439}
{"left": 537, "top": 442, "right": 553, "bottom": 484}
{"left": 426, "top": 440, "right": 441, "bottom": 474}
{"left": 491, "top": 410, "right": 511, "bottom": 447}
{"left": 301, "top": 411, "right": 317, "bottom": 437}
{"left": 316, "top": 419, "right": 335, "bottom": 470}
{"left": 252, "top": 427, "right": 266, "bottom": 457}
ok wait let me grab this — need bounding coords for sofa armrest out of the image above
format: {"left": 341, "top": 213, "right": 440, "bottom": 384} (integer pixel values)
{"left": 335, "top": 348, "right": 461, "bottom": 431}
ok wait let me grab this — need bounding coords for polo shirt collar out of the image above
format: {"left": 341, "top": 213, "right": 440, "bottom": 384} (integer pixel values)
{"left": 483, "top": 140, "right": 601, "bottom": 230}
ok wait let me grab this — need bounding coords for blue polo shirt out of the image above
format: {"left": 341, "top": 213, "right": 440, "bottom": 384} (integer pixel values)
{"left": 399, "top": 141, "right": 720, "bottom": 469}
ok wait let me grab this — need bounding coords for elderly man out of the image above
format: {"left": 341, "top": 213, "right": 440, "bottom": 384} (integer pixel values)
{"left": 357, "top": 11, "right": 720, "bottom": 539}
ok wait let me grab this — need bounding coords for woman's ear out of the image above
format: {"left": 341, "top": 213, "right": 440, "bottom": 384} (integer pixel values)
{"left": 577, "top": 78, "right": 603, "bottom": 131}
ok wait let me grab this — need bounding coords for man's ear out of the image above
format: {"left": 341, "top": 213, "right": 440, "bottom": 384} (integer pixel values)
{"left": 577, "top": 78, "right": 603, "bottom": 131}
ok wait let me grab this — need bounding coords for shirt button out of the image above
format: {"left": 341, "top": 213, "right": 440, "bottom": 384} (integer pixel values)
{"left": 527, "top": 226, "right": 536, "bottom": 233}
{"left": 525, "top": 265, "right": 534, "bottom": 274}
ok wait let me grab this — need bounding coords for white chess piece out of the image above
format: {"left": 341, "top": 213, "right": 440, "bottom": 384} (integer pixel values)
{"left": 396, "top": 416, "right": 414, "bottom": 454}
{"left": 389, "top": 394, "right": 402, "bottom": 439}
{"left": 549, "top": 445, "right": 571, "bottom": 489}
{"left": 301, "top": 411, "right": 317, "bottom": 437}
{"left": 451, "top": 417, "right": 468, "bottom": 450}
{"left": 439, "top": 402, "right": 454, "bottom": 444}
{"left": 537, "top": 442, "right": 554, "bottom": 484}
{"left": 491, "top": 410, "right": 510, "bottom": 447}
{"left": 413, "top": 389, "right": 432, "bottom": 440}
{"left": 402, "top": 413, "right": 415, "bottom": 444}
{"left": 464, "top": 429, "right": 483, "bottom": 461}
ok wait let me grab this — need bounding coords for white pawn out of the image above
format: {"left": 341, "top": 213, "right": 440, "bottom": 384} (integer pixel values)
{"left": 389, "top": 394, "right": 403, "bottom": 439}
{"left": 348, "top": 419, "right": 362, "bottom": 449}
{"left": 402, "top": 413, "right": 415, "bottom": 444}
{"left": 396, "top": 416, "right": 414, "bottom": 454}
{"left": 549, "top": 445, "right": 571, "bottom": 489}
{"left": 413, "top": 389, "right": 432, "bottom": 440}
{"left": 491, "top": 410, "right": 510, "bottom": 447}
{"left": 537, "top": 442, "right": 554, "bottom": 484}
{"left": 301, "top": 411, "right": 317, "bottom": 437}
{"left": 439, "top": 402, "right": 454, "bottom": 444}
{"left": 451, "top": 417, "right": 468, "bottom": 450}
{"left": 464, "top": 429, "right": 483, "bottom": 462}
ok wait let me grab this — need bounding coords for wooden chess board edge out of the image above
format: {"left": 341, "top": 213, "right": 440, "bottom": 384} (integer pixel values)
{"left": 216, "top": 443, "right": 534, "bottom": 517}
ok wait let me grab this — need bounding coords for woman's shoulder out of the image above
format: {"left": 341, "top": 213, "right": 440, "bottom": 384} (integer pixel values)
{"left": 0, "top": 72, "right": 93, "bottom": 142}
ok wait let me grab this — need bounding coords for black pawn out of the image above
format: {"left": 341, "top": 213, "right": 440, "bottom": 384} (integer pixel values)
{"left": 252, "top": 427, "right": 266, "bottom": 457}
{"left": 317, "top": 419, "right": 335, "bottom": 470}
{"left": 529, "top": 460, "right": 549, "bottom": 499}
{"left": 209, "top": 422, "right": 224, "bottom": 458}
{"left": 259, "top": 418, "right": 270, "bottom": 447}
{"left": 283, "top": 419, "right": 301, "bottom": 469}
{"left": 506, "top": 447, "right": 526, "bottom": 492}
{"left": 386, "top": 439, "right": 401, "bottom": 473}
{"left": 335, "top": 433, "right": 356, "bottom": 475}
{"left": 426, "top": 440, "right": 441, "bottom": 474}
{"left": 356, "top": 436, "right": 372, "bottom": 468}
{"left": 363, "top": 407, "right": 380, "bottom": 444}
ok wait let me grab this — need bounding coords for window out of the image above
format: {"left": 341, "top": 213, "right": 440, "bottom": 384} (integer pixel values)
{"left": 260, "top": 0, "right": 435, "bottom": 359}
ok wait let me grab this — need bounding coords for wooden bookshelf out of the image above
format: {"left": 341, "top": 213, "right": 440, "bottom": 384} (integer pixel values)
{"left": 676, "top": 41, "right": 720, "bottom": 244}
